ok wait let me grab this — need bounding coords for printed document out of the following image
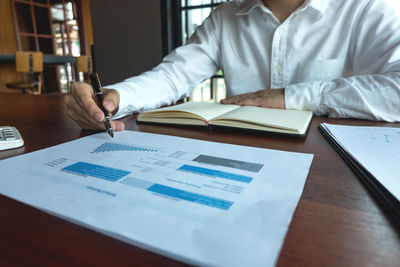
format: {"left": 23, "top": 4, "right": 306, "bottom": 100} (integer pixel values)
{"left": 0, "top": 131, "right": 313, "bottom": 267}
{"left": 320, "top": 123, "right": 400, "bottom": 201}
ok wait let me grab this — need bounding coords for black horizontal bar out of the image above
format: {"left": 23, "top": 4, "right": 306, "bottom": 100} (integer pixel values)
{"left": 0, "top": 54, "right": 77, "bottom": 64}
{"left": 0, "top": 54, "right": 14, "bottom": 62}
{"left": 180, "top": 3, "right": 223, "bottom": 10}
{"left": 44, "top": 55, "right": 76, "bottom": 64}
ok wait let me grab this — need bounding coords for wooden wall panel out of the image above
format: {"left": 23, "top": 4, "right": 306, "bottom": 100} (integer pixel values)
{"left": 0, "top": 0, "right": 23, "bottom": 93}
{"left": 81, "top": 0, "right": 94, "bottom": 55}
{"left": 90, "top": 0, "right": 163, "bottom": 85}
{"left": 0, "top": 0, "right": 17, "bottom": 53}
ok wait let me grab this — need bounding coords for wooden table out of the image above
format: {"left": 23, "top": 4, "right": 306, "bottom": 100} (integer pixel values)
{"left": 1, "top": 93, "right": 399, "bottom": 266}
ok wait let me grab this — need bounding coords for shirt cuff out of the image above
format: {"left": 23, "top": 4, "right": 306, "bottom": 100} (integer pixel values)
{"left": 285, "top": 81, "right": 326, "bottom": 115}
{"left": 103, "top": 83, "right": 141, "bottom": 119}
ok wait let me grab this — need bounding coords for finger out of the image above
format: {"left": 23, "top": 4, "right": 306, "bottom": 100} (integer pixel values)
{"left": 221, "top": 91, "right": 256, "bottom": 104}
{"left": 71, "top": 82, "right": 105, "bottom": 122}
{"left": 102, "top": 89, "right": 120, "bottom": 113}
{"left": 221, "top": 96, "right": 241, "bottom": 104}
{"left": 65, "top": 93, "right": 92, "bottom": 129}
{"left": 69, "top": 103, "right": 125, "bottom": 131}
{"left": 67, "top": 106, "right": 105, "bottom": 130}
{"left": 65, "top": 93, "right": 103, "bottom": 125}
{"left": 70, "top": 82, "right": 93, "bottom": 98}
{"left": 112, "top": 120, "right": 125, "bottom": 131}
{"left": 236, "top": 96, "right": 262, "bottom": 106}
{"left": 75, "top": 93, "right": 105, "bottom": 122}
{"left": 67, "top": 83, "right": 124, "bottom": 130}
{"left": 68, "top": 94, "right": 125, "bottom": 131}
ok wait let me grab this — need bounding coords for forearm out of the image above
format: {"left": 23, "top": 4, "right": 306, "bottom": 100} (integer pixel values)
{"left": 285, "top": 71, "right": 400, "bottom": 122}
{"left": 105, "top": 64, "right": 191, "bottom": 118}
{"left": 104, "top": 8, "right": 221, "bottom": 118}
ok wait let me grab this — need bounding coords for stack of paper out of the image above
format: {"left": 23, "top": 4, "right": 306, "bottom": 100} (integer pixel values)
{"left": 319, "top": 123, "right": 400, "bottom": 225}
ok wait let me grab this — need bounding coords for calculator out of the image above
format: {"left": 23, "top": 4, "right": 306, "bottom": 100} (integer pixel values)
{"left": 0, "top": 126, "right": 24, "bottom": 151}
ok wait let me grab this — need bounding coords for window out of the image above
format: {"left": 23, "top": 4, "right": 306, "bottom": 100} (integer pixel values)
{"left": 11, "top": 0, "right": 54, "bottom": 54}
{"left": 162, "top": 0, "right": 230, "bottom": 103}
{"left": 10, "top": 0, "right": 85, "bottom": 93}
{"left": 181, "top": 0, "right": 228, "bottom": 103}
{"left": 50, "top": 0, "right": 81, "bottom": 92}
{"left": 51, "top": 1, "right": 81, "bottom": 57}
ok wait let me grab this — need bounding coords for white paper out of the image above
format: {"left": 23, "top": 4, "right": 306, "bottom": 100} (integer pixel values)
{"left": 321, "top": 123, "right": 400, "bottom": 201}
{"left": 0, "top": 131, "right": 313, "bottom": 267}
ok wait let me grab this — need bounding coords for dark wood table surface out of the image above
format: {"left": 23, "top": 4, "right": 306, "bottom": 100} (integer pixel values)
{"left": 0, "top": 93, "right": 399, "bottom": 266}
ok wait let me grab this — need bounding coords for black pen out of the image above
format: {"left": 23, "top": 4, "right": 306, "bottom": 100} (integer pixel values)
{"left": 89, "top": 72, "right": 114, "bottom": 138}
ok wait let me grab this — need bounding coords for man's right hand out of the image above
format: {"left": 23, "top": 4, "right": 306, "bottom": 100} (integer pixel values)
{"left": 64, "top": 82, "right": 125, "bottom": 131}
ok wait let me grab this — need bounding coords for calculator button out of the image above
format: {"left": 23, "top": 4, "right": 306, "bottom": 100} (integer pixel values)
{"left": 0, "top": 126, "right": 24, "bottom": 150}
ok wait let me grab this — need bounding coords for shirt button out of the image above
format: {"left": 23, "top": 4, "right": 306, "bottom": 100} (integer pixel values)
{"left": 275, "top": 64, "right": 281, "bottom": 70}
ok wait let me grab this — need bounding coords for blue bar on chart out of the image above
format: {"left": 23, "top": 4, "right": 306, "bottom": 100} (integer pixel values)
{"left": 62, "top": 162, "right": 131, "bottom": 182}
{"left": 91, "top": 142, "right": 158, "bottom": 153}
{"left": 178, "top": 164, "right": 253, "bottom": 183}
{"left": 147, "top": 184, "right": 233, "bottom": 210}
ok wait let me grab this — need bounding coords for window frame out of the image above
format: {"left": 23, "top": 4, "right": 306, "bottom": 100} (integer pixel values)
{"left": 161, "top": 0, "right": 229, "bottom": 102}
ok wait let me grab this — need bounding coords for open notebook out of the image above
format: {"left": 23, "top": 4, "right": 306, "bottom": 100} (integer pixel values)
{"left": 137, "top": 102, "right": 313, "bottom": 136}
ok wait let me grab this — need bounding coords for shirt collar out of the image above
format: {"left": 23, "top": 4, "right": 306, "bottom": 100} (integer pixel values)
{"left": 305, "top": 0, "right": 329, "bottom": 16}
{"left": 235, "top": 0, "right": 329, "bottom": 17}
{"left": 235, "top": 0, "right": 266, "bottom": 16}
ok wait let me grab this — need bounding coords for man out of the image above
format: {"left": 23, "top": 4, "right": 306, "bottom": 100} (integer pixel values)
{"left": 65, "top": 0, "right": 400, "bottom": 132}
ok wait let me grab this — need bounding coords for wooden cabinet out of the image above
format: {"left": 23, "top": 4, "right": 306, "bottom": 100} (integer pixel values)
{"left": 9, "top": 0, "right": 91, "bottom": 93}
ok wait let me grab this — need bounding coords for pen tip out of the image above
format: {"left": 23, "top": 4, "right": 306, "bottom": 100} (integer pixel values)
{"left": 108, "top": 129, "right": 114, "bottom": 138}
{"left": 104, "top": 118, "right": 114, "bottom": 138}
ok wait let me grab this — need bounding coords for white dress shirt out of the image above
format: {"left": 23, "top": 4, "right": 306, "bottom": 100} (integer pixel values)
{"left": 108, "top": 0, "right": 400, "bottom": 121}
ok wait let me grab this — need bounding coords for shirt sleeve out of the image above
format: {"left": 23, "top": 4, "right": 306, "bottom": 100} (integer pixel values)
{"left": 285, "top": 0, "right": 400, "bottom": 122}
{"left": 104, "top": 9, "right": 221, "bottom": 118}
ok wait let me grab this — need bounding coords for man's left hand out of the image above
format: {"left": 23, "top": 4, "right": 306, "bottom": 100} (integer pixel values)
{"left": 220, "top": 88, "right": 285, "bottom": 109}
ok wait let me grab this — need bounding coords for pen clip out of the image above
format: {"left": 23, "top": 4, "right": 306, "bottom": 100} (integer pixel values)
{"left": 90, "top": 73, "right": 102, "bottom": 95}
{"left": 89, "top": 72, "right": 115, "bottom": 137}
